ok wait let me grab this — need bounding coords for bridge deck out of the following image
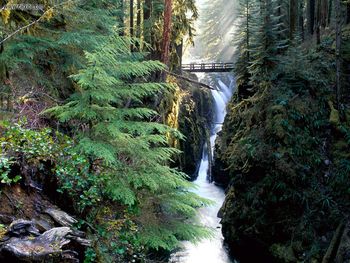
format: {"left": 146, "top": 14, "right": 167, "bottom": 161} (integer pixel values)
{"left": 182, "top": 62, "right": 234, "bottom": 73}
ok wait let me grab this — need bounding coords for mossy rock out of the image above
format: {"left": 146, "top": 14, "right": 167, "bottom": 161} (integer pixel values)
{"left": 0, "top": 224, "right": 6, "bottom": 240}
{"left": 328, "top": 101, "right": 340, "bottom": 126}
{"left": 345, "top": 109, "right": 350, "bottom": 126}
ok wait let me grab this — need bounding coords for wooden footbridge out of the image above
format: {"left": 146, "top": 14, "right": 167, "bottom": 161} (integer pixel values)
{"left": 182, "top": 62, "right": 234, "bottom": 73}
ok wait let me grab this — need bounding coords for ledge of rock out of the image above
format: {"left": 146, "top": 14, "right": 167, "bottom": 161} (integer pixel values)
{"left": 1, "top": 227, "right": 72, "bottom": 261}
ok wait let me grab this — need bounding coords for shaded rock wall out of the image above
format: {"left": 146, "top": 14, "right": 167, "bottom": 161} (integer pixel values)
{"left": 161, "top": 74, "right": 213, "bottom": 180}
{"left": 213, "top": 42, "right": 350, "bottom": 261}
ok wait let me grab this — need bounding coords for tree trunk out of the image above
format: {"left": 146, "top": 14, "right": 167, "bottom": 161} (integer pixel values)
{"left": 118, "top": 0, "right": 124, "bottom": 36}
{"left": 130, "top": 0, "right": 134, "bottom": 50}
{"left": 161, "top": 0, "right": 173, "bottom": 78}
{"left": 290, "top": 0, "right": 297, "bottom": 39}
{"left": 246, "top": 0, "right": 250, "bottom": 60}
{"left": 321, "top": 0, "right": 329, "bottom": 27}
{"left": 316, "top": 0, "right": 321, "bottom": 44}
{"left": 335, "top": 0, "right": 342, "bottom": 107}
{"left": 328, "top": 0, "right": 332, "bottom": 26}
{"left": 143, "top": 0, "right": 152, "bottom": 45}
{"left": 308, "top": 0, "right": 316, "bottom": 35}
{"left": 300, "top": 0, "right": 305, "bottom": 40}
{"left": 175, "top": 41, "right": 183, "bottom": 73}
{"left": 136, "top": 0, "right": 142, "bottom": 50}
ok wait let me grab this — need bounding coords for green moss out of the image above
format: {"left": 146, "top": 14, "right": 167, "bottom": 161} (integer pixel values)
{"left": 328, "top": 101, "right": 340, "bottom": 126}
{"left": 0, "top": 224, "right": 6, "bottom": 239}
{"left": 332, "top": 140, "right": 350, "bottom": 160}
{"left": 270, "top": 244, "right": 297, "bottom": 263}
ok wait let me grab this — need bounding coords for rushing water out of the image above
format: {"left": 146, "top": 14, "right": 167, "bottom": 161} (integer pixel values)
{"left": 168, "top": 0, "right": 240, "bottom": 261}
{"left": 170, "top": 76, "right": 235, "bottom": 263}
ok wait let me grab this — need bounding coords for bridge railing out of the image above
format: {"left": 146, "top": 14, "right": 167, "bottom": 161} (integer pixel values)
{"left": 182, "top": 62, "right": 234, "bottom": 71}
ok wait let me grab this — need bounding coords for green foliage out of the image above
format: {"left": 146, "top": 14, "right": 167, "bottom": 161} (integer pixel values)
{"left": 234, "top": 0, "right": 289, "bottom": 97}
{"left": 0, "top": 156, "right": 19, "bottom": 185}
{"left": 84, "top": 248, "right": 97, "bottom": 263}
{"left": 215, "top": 32, "right": 345, "bottom": 261}
{"left": 0, "top": 121, "right": 71, "bottom": 184}
{"left": 0, "top": 0, "right": 124, "bottom": 97}
{"left": 45, "top": 31, "right": 210, "bottom": 257}
{"left": 55, "top": 148, "right": 102, "bottom": 210}
{"left": 247, "top": 0, "right": 287, "bottom": 85}
{"left": 0, "top": 120, "right": 102, "bottom": 210}
{"left": 1, "top": 122, "right": 66, "bottom": 160}
{"left": 0, "top": 0, "right": 215, "bottom": 260}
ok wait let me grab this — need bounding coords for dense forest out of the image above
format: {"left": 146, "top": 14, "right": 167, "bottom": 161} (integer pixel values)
{"left": 0, "top": 0, "right": 349, "bottom": 262}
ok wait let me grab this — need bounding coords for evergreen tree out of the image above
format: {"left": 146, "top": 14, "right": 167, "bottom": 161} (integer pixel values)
{"left": 234, "top": 0, "right": 254, "bottom": 97}
{"left": 248, "top": 0, "right": 288, "bottom": 85}
{"left": 46, "top": 33, "right": 210, "bottom": 253}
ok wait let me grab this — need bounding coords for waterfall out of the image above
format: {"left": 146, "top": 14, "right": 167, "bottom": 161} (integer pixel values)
{"left": 169, "top": 77, "right": 235, "bottom": 263}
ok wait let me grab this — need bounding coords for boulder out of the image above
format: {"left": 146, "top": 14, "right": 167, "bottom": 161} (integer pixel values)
{"left": 1, "top": 227, "right": 72, "bottom": 261}
{"left": 45, "top": 208, "right": 77, "bottom": 227}
{"left": 8, "top": 219, "right": 40, "bottom": 237}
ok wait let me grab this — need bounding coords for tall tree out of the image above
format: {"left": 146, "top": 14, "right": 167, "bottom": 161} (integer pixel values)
{"left": 234, "top": 0, "right": 253, "bottom": 96}
{"left": 290, "top": 0, "right": 298, "bottom": 39}
{"left": 315, "top": 0, "right": 321, "bottom": 44}
{"left": 143, "top": 0, "right": 153, "bottom": 46}
{"left": 137, "top": 0, "right": 142, "bottom": 43}
{"left": 335, "top": 0, "right": 342, "bottom": 106}
{"left": 117, "top": 0, "right": 125, "bottom": 35}
{"left": 308, "top": 0, "right": 316, "bottom": 35}
{"left": 130, "top": 0, "right": 135, "bottom": 51}
{"left": 161, "top": 0, "right": 172, "bottom": 68}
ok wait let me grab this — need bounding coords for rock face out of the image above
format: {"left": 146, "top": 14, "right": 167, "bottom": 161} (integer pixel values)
{"left": 162, "top": 74, "right": 212, "bottom": 180}
{"left": 0, "top": 187, "right": 90, "bottom": 262}
{"left": 177, "top": 86, "right": 212, "bottom": 180}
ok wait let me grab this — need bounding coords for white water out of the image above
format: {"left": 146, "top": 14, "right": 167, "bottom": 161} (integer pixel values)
{"left": 170, "top": 77, "right": 235, "bottom": 263}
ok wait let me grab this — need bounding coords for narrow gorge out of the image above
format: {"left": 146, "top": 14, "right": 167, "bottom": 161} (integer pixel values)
{"left": 0, "top": 0, "right": 350, "bottom": 262}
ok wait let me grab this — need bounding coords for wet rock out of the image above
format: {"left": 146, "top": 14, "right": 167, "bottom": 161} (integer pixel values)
{"left": 68, "top": 236, "right": 92, "bottom": 247}
{"left": 1, "top": 227, "right": 73, "bottom": 261}
{"left": 61, "top": 250, "right": 80, "bottom": 262}
{"left": 45, "top": 208, "right": 77, "bottom": 227}
{"left": 8, "top": 219, "right": 40, "bottom": 237}
{"left": 33, "top": 218, "right": 54, "bottom": 233}
{"left": 0, "top": 214, "right": 15, "bottom": 225}
{"left": 71, "top": 229, "right": 86, "bottom": 238}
